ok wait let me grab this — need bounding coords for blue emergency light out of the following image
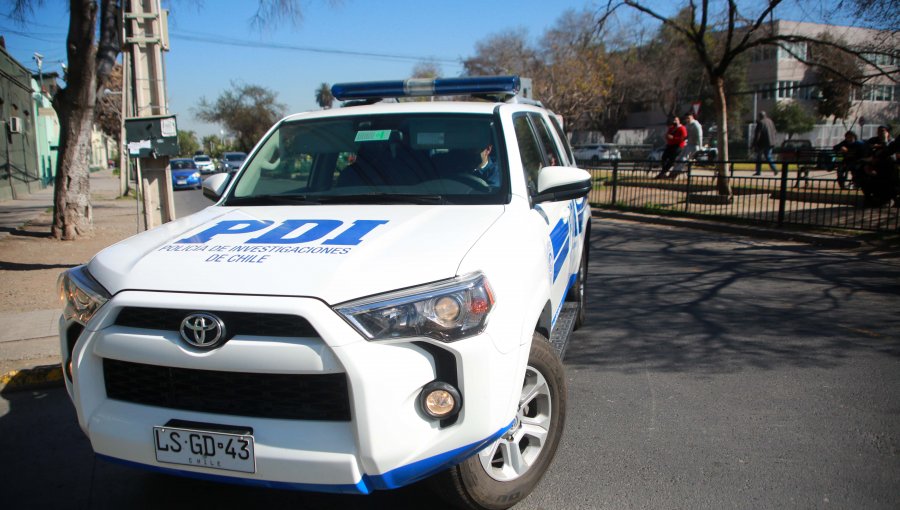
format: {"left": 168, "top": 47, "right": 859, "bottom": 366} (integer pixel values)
{"left": 331, "top": 76, "right": 521, "bottom": 101}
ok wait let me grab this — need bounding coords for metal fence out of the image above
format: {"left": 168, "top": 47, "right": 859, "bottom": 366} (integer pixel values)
{"left": 585, "top": 159, "right": 900, "bottom": 233}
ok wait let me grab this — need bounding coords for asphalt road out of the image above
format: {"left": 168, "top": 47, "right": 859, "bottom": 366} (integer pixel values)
{"left": 2, "top": 216, "right": 898, "bottom": 509}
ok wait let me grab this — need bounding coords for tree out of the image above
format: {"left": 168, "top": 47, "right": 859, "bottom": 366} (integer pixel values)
{"left": 463, "top": 29, "right": 539, "bottom": 77}
{"left": 605, "top": 0, "right": 898, "bottom": 197}
{"left": 532, "top": 9, "right": 612, "bottom": 133}
{"left": 314, "top": 82, "right": 333, "bottom": 109}
{"left": 809, "top": 33, "right": 862, "bottom": 123}
{"left": 195, "top": 82, "right": 286, "bottom": 152}
{"left": 94, "top": 63, "right": 123, "bottom": 142}
{"left": 11, "top": 0, "right": 119, "bottom": 239}
{"left": 177, "top": 129, "right": 200, "bottom": 156}
{"left": 9, "top": 0, "right": 307, "bottom": 240}
{"left": 771, "top": 101, "right": 815, "bottom": 139}
{"left": 201, "top": 134, "right": 228, "bottom": 158}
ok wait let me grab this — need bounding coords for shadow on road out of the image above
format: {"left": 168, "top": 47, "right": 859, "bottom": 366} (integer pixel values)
{"left": 566, "top": 223, "right": 900, "bottom": 374}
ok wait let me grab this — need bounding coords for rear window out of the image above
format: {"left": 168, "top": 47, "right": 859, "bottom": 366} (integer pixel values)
{"left": 171, "top": 160, "right": 196, "bottom": 170}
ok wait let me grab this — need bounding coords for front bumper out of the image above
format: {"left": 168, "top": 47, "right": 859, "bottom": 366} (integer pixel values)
{"left": 61, "top": 291, "right": 519, "bottom": 493}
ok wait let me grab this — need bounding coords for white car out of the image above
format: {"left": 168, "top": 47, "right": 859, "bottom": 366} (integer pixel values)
{"left": 573, "top": 143, "right": 620, "bottom": 164}
{"left": 192, "top": 154, "right": 217, "bottom": 174}
{"left": 57, "top": 76, "right": 591, "bottom": 510}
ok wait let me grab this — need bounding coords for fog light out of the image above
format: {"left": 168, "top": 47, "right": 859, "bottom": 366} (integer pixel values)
{"left": 419, "top": 381, "right": 462, "bottom": 420}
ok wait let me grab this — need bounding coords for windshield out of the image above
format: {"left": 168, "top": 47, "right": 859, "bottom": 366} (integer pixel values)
{"left": 223, "top": 113, "right": 507, "bottom": 206}
{"left": 226, "top": 153, "right": 246, "bottom": 161}
{"left": 194, "top": 156, "right": 211, "bottom": 162}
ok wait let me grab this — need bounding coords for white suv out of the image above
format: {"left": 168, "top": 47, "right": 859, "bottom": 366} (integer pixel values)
{"left": 57, "top": 76, "right": 591, "bottom": 509}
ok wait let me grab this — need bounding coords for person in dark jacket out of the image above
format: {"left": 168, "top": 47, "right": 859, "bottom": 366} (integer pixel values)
{"left": 833, "top": 131, "right": 867, "bottom": 189}
{"left": 752, "top": 111, "right": 778, "bottom": 176}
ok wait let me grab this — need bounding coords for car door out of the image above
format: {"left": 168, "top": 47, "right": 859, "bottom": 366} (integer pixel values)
{"left": 512, "top": 112, "right": 575, "bottom": 326}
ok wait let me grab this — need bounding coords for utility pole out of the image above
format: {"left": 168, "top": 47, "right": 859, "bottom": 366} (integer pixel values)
{"left": 124, "top": 0, "right": 174, "bottom": 229}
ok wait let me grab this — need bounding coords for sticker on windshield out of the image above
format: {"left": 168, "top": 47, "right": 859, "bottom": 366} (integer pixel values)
{"left": 355, "top": 130, "right": 391, "bottom": 142}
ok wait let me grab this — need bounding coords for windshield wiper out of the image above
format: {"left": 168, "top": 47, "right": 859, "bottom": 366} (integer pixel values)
{"left": 225, "top": 194, "right": 322, "bottom": 206}
{"left": 318, "top": 193, "right": 446, "bottom": 205}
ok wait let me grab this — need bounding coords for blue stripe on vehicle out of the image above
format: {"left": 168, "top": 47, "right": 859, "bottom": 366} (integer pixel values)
{"left": 97, "top": 421, "right": 514, "bottom": 495}
{"left": 96, "top": 454, "right": 373, "bottom": 494}
{"left": 549, "top": 219, "right": 568, "bottom": 258}
{"left": 363, "top": 420, "right": 514, "bottom": 490}
{"left": 553, "top": 241, "right": 569, "bottom": 282}
{"left": 551, "top": 272, "right": 578, "bottom": 328}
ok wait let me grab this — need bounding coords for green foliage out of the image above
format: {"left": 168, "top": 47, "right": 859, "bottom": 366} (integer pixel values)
{"left": 809, "top": 33, "right": 861, "bottom": 121}
{"left": 195, "top": 82, "right": 285, "bottom": 152}
{"left": 314, "top": 82, "right": 333, "bottom": 109}
{"left": 772, "top": 102, "right": 816, "bottom": 139}
{"left": 177, "top": 129, "right": 200, "bottom": 156}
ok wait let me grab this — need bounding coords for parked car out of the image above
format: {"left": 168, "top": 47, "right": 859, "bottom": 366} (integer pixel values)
{"left": 192, "top": 154, "right": 217, "bottom": 174}
{"left": 219, "top": 151, "right": 247, "bottom": 173}
{"left": 573, "top": 143, "right": 620, "bottom": 164}
{"left": 57, "top": 75, "right": 591, "bottom": 510}
{"left": 169, "top": 158, "right": 202, "bottom": 189}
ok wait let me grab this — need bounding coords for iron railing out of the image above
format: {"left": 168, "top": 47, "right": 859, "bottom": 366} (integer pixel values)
{"left": 584, "top": 159, "right": 899, "bottom": 233}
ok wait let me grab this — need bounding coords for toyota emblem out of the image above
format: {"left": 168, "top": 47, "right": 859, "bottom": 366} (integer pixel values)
{"left": 179, "top": 313, "right": 226, "bottom": 349}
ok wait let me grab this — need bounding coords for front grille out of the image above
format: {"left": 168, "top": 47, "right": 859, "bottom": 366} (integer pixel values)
{"left": 103, "top": 358, "right": 350, "bottom": 421}
{"left": 114, "top": 307, "right": 318, "bottom": 340}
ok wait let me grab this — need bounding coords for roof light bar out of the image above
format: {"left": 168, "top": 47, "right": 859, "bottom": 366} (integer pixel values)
{"left": 331, "top": 76, "right": 520, "bottom": 101}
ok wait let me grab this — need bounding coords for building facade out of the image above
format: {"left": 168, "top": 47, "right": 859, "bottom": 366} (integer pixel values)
{"left": 746, "top": 20, "right": 898, "bottom": 144}
{"left": 0, "top": 45, "right": 41, "bottom": 200}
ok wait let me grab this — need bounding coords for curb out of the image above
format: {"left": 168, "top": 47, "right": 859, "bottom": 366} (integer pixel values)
{"left": 0, "top": 364, "right": 64, "bottom": 394}
{"left": 592, "top": 210, "right": 865, "bottom": 249}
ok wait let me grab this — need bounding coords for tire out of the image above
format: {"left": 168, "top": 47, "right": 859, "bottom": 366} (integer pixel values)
{"left": 429, "top": 332, "right": 567, "bottom": 510}
{"left": 590, "top": 155, "right": 599, "bottom": 165}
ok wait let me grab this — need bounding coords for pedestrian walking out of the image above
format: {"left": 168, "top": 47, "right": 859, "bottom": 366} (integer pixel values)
{"left": 670, "top": 112, "right": 702, "bottom": 178}
{"left": 752, "top": 111, "right": 778, "bottom": 176}
{"left": 655, "top": 116, "right": 687, "bottom": 179}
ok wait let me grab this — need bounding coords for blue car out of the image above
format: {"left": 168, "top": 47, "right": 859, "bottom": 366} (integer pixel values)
{"left": 170, "top": 158, "right": 202, "bottom": 190}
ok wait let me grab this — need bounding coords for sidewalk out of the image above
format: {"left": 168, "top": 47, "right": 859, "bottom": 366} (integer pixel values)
{"left": 0, "top": 168, "right": 133, "bottom": 390}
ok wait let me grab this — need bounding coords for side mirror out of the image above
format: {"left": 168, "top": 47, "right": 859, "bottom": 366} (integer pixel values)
{"left": 201, "top": 172, "right": 231, "bottom": 201}
{"left": 533, "top": 166, "right": 592, "bottom": 203}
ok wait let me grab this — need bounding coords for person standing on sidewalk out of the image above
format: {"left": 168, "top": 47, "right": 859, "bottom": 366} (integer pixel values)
{"left": 752, "top": 111, "right": 778, "bottom": 176}
{"left": 655, "top": 116, "right": 687, "bottom": 179}
{"left": 670, "top": 112, "right": 703, "bottom": 179}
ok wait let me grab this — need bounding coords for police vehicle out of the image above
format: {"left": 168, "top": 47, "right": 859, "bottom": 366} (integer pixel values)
{"left": 57, "top": 76, "right": 592, "bottom": 509}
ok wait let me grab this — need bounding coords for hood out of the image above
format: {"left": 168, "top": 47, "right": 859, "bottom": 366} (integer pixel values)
{"left": 89, "top": 205, "right": 504, "bottom": 304}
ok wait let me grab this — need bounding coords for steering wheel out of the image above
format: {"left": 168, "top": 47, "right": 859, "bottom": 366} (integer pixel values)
{"left": 447, "top": 173, "right": 491, "bottom": 192}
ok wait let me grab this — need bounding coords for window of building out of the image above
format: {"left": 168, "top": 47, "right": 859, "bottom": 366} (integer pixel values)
{"left": 777, "top": 42, "right": 807, "bottom": 61}
{"left": 751, "top": 46, "right": 777, "bottom": 62}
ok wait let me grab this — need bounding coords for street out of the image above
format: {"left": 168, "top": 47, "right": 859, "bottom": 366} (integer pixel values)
{"left": 2, "top": 219, "right": 898, "bottom": 509}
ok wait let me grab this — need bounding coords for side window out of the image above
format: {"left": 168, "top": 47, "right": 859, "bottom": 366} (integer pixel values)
{"left": 529, "top": 113, "right": 562, "bottom": 167}
{"left": 548, "top": 115, "right": 575, "bottom": 166}
{"left": 513, "top": 113, "right": 543, "bottom": 194}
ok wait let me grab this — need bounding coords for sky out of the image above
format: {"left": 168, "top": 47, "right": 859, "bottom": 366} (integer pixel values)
{"left": 1, "top": 0, "right": 844, "bottom": 138}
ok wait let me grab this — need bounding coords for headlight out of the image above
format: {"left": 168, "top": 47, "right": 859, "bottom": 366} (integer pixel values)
{"left": 58, "top": 265, "right": 111, "bottom": 324}
{"left": 192, "top": 171, "right": 201, "bottom": 179}
{"left": 335, "top": 272, "right": 494, "bottom": 342}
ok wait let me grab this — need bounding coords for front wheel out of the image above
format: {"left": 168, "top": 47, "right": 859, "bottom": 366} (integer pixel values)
{"left": 429, "top": 333, "right": 567, "bottom": 510}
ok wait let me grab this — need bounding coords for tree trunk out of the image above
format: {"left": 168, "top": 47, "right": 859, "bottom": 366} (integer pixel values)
{"left": 50, "top": 0, "right": 107, "bottom": 240}
{"left": 712, "top": 75, "right": 733, "bottom": 197}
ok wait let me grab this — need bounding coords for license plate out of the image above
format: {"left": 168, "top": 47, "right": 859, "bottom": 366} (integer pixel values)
{"left": 153, "top": 426, "right": 256, "bottom": 473}
{"left": 176, "top": 179, "right": 187, "bottom": 185}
